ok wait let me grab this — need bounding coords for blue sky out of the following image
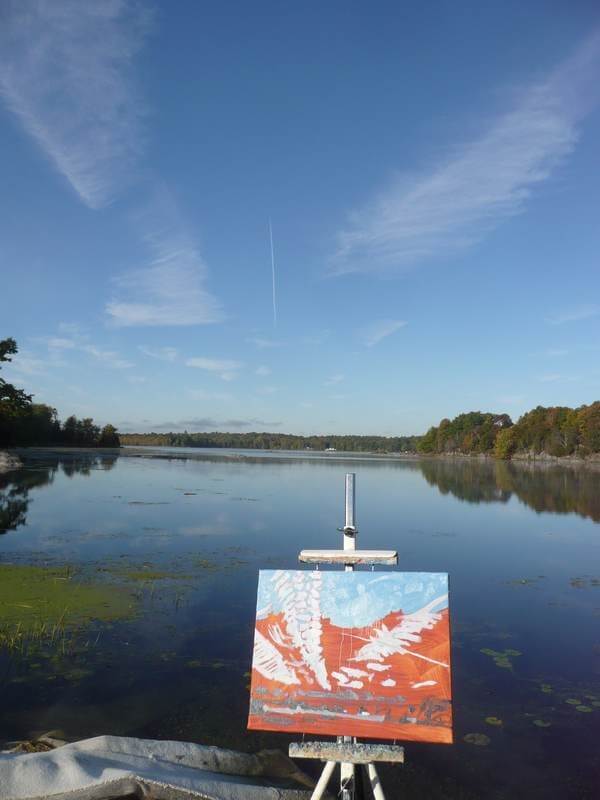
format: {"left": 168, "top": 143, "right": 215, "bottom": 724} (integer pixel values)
{"left": 257, "top": 571, "right": 448, "bottom": 628}
{"left": 1, "top": 1, "right": 599, "bottom": 436}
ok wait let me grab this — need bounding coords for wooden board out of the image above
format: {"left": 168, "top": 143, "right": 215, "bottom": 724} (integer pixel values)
{"left": 299, "top": 549, "right": 397, "bottom": 565}
{"left": 289, "top": 741, "right": 404, "bottom": 764}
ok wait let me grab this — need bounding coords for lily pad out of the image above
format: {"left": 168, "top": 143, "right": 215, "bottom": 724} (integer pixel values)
{"left": 575, "top": 705, "right": 592, "bottom": 713}
{"left": 480, "top": 648, "right": 500, "bottom": 657}
{"left": 533, "top": 719, "right": 551, "bottom": 728}
{"left": 485, "top": 716, "right": 503, "bottom": 727}
{"left": 540, "top": 684, "right": 553, "bottom": 694}
{"left": 504, "top": 649, "right": 522, "bottom": 657}
{"left": 463, "top": 733, "right": 490, "bottom": 746}
{"left": 565, "top": 698, "right": 582, "bottom": 705}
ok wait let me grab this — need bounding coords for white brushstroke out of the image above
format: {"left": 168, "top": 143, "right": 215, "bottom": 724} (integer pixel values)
{"left": 272, "top": 571, "right": 331, "bottom": 690}
{"left": 332, "top": 671, "right": 348, "bottom": 685}
{"left": 381, "top": 678, "right": 396, "bottom": 687}
{"left": 341, "top": 667, "right": 369, "bottom": 679}
{"left": 367, "top": 662, "right": 391, "bottom": 672}
{"left": 253, "top": 630, "right": 300, "bottom": 686}
{"left": 412, "top": 680, "right": 437, "bottom": 689}
{"left": 262, "top": 704, "right": 385, "bottom": 723}
{"left": 351, "top": 594, "right": 449, "bottom": 669}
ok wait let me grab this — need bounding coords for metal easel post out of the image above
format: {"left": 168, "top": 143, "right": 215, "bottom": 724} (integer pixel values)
{"left": 299, "top": 473, "right": 399, "bottom": 800}
{"left": 340, "top": 473, "right": 356, "bottom": 799}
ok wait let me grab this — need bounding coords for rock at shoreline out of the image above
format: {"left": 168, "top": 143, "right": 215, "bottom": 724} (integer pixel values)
{"left": 0, "top": 451, "right": 22, "bottom": 474}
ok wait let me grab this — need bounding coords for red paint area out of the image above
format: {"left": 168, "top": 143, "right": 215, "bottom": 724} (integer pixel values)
{"left": 248, "top": 609, "right": 452, "bottom": 743}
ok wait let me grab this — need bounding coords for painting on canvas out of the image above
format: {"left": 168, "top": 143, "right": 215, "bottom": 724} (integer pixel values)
{"left": 248, "top": 570, "right": 452, "bottom": 743}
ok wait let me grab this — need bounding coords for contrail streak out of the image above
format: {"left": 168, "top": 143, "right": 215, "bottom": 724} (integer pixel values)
{"left": 269, "top": 218, "right": 277, "bottom": 327}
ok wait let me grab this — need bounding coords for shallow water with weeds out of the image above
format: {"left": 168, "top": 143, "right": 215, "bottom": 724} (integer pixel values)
{"left": 1, "top": 449, "right": 599, "bottom": 798}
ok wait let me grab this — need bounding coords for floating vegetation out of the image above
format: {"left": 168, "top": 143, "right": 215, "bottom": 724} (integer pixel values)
{"left": 540, "top": 683, "right": 553, "bottom": 694}
{"left": 575, "top": 705, "right": 592, "bottom": 713}
{"left": 569, "top": 576, "right": 600, "bottom": 589}
{"left": 480, "top": 647, "right": 522, "bottom": 670}
{"left": 565, "top": 698, "right": 582, "bottom": 705}
{"left": 485, "top": 716, "right": 502, "bottom": 727}
{"left": 0, "top": 564, "right": 136, "bottom": 637}
{"left": 505, "top": 577, "right": 543, "bottom": 587}
{"left": 127, "top": 501, "right": 170, "bottom": 506}
{"left": 533, "top": 719, "right": 551, "bottom": 728}
{"left": 463, "top": 733, "right": 490, "bottom": 746}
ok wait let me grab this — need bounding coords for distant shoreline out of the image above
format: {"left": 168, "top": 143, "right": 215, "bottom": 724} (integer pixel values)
{"left": 7, "top": 445, "right": 600, "bottom": 470}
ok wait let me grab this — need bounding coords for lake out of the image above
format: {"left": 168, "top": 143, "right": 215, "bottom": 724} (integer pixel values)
{"left": 1, "top": 448, "right": 599, "bottom": 798}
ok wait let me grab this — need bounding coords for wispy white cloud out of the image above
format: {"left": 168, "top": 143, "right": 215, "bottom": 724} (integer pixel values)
{"left": 186, "top": 357, "right": 242, "bottom": 382}
{"left": 362, "top": 319, "right": 407, "bottom": 347}
{"left": 82, "top": 345, "right": 133, "bottom": 370}
{"left": 139, "top": 345, "right": 179, "bottom": 362}
{"left": 538, "top": 373, "right": 579, "bottom": 383}
{"left": 302, "top": 330, "right": 331, "bottom": 346}
{"left": 547, "top": 305, "right": 600, "bottom": 325}
{"left": 187, "top": 389, "right": 234, "bottom": 402}
{"left": 325, "top": 373, "right": 344, "bottom": 386}
{"left": 37, "top": 328, "right": 133, "bottom": 370}
{"left": 107, "top": 192, "right": 224, "bottom": 327}
{"left": 0, "top": 0, "right": 151, "bottom": 209}
{"left": 147, "top": 417, "right": 281, "bottom": 432}
{"left": 331, "top": 33, "right": 600, "bottom": 274}
{"left": 46, "top": 337, "right": 77, "bottom": 350}
{"left": 255, "top": 365, "right": 272, "bottom": 377}
{"left": 246, "top": 336, "right": 283, "bottom": 349}
{"left": 3, "top": 350, "right": 49, "bottom": 377}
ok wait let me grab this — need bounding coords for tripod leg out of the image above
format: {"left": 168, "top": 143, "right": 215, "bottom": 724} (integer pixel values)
{"left": 311, "top": 760, "right": 336, "bottom": 800}
{"left": 365, "top": 763, "right": 386, "bottom": 800}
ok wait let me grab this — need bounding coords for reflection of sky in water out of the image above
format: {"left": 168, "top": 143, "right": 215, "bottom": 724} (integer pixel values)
{"left": 2, "top": 451, "right": 600, "bottom": 797}
{"left": 257, "top": 570, "right": 448, "bottom": 627}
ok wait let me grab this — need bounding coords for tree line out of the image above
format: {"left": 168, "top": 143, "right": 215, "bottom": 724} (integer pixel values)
{"left": 4, "top": 335, "right": 600, "bottom": 459}
{"left": 120, "top": 430, "right": 420, "bottom": 453}
{"left": 0, "top": 338, "right": 120, "bottom": 448}
{"left": 417, "top": 404, "right": 600, "bottom": 459}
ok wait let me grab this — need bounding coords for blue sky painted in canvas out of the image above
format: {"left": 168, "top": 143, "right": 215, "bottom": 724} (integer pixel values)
{"left": 1, "top": 2, "right": 600, "bottom": 435}
{"left": 257, "top": 570, "right": 448, "bottom": 628}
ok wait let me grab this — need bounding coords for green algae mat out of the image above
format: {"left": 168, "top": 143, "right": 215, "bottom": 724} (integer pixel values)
{"left": 0, "top": 564, "right": 136, "bottom": 633}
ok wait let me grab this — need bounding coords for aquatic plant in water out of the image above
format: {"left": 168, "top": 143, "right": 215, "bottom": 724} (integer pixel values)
{"left": 463, "top": 733, "right": 490, "bottom": 746}
{"left": 480, "top": 647, "right": 522, "bottom": 670}
{"left": 0, "top": 564, "right": 136, "bottom": 654}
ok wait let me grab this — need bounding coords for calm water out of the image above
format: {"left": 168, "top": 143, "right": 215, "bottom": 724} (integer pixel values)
{"left": 1, "top": 449, "right": 599, "bottom": 798}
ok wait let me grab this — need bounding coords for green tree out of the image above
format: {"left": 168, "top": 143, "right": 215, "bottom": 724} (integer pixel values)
{"left": 0, "top": 338, "right": 33, "bottom": 446}
{"left": 99, "top": 424, "right": 120, "bottom": 447}
{"left": 494, "top": 427, "right": 517, "bottom": 459}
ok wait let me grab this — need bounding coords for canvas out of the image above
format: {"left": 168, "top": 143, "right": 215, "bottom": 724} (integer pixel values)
{"left": 248, "top": 570, "right": 452, "bottom": 743}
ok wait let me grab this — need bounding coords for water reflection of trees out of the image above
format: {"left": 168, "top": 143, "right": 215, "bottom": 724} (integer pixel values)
{"left": 420, "top": 459, "right": 511, "bottom": 504}
{"left": 418, "top": 458, "right": 600, "bottom": 522}
{"left": 0, "top": 453, "right": 116, "bottom": 533}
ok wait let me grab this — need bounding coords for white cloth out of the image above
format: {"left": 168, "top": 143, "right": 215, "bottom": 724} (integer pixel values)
{"left": 0, "top": 736, "right": 311, "bottom": 800}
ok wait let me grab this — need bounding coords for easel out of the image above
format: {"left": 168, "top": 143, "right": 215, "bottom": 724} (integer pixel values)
{"left": 290, "top": 473, "right": 404, "bottom": 800}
